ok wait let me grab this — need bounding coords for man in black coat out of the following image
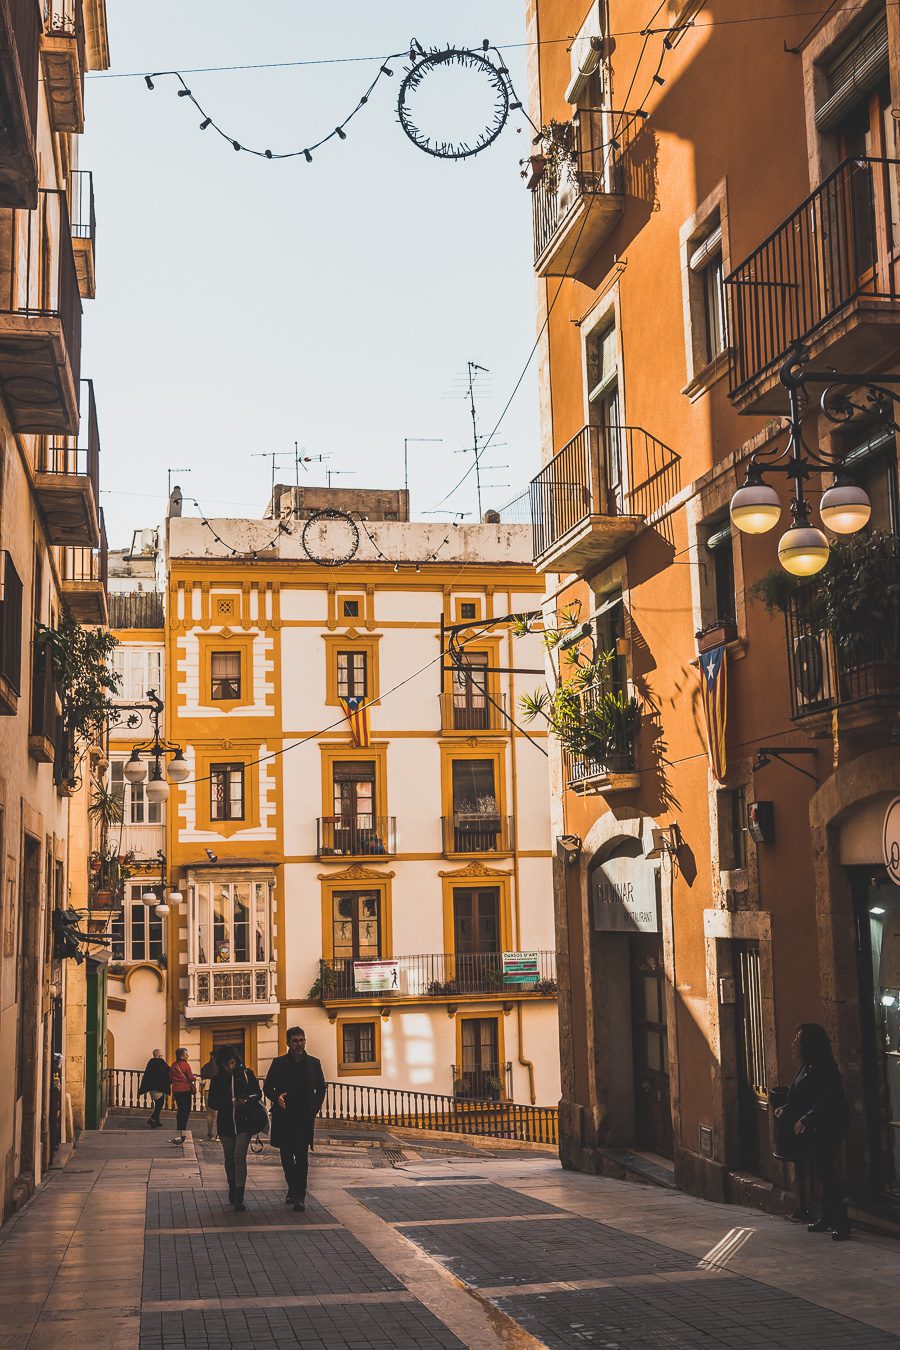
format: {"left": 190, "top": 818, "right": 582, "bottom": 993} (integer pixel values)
{"left": 139, "top": 1048, "right": 170, "bottom": 1129}
{"left": 263, "top": 1027, "right": 326, "bottom": 1211}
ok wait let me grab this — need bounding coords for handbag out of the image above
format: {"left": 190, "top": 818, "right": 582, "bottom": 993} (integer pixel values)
{"left": 247, "top": 1099, "right": 270, "bottom": 1136}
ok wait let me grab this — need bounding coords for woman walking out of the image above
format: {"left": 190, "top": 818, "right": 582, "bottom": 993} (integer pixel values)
{"left": 778, "top": 1023, "right": 852, "bottom": 1241}
{"left": 169, "top": 1047, "right": 196, "bottom": 1146}
{"left": 207, "top": 1045, "right": 264, "bottom": 1211}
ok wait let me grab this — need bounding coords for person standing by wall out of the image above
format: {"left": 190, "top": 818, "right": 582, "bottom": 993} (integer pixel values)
{"left": 169, "top": 1047, "right": 196, "bottom": 1146}
{"left": 264, "top": 1027, "right": 326, "bottom": 1211}
{"left": 200, "top": 1049, "right": 219, "bottom": 1140}
{"left": 207, "top": 1045, "right": 263, "bottom": 1211}
{"left": 139, "top": 1049, "right": 170, "bottom": 1129}
{"left": 778, "top": 1023, "right": 852, "bottom": 1241}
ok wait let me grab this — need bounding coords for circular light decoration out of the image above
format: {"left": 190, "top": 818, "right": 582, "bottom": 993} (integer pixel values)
{"left": 397, "top": 47, "right": 511, "bottom": 160}
{"left": 300, "top": 508, "right": 361, "bottom": 568}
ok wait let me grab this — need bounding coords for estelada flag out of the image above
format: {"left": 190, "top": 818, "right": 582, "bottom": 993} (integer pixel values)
{"left": 699, "top": 643, "right": 728, "bottom": 783}
{"left": 339, "top": 696, "right": 370, "bottom": 748}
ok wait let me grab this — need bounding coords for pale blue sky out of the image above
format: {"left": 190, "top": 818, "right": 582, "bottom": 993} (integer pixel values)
{"left": 81, "top": 2, "right": 540, "bottom": 547}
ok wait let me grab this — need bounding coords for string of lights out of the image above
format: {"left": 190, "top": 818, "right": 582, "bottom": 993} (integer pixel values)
{"left": 193, "top": 500, "right": 290, "bottom": 555}
{"left": 354, "top": 514, "right": 457, "bottom": 573}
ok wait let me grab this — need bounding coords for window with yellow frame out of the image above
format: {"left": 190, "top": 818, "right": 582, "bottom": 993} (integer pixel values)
{"left": 454, "top": 1012, "right": 506, "bottom": 1100}
{"left": 440, "top": 745, "right": 510, "bottom": 856}
{"left": 323, "top": 633, "right": 380, "bottom": 708}
{"left": 336, "top": 1016, "right": 381, "bottom": 1076}
{"left": 198, "top": 633, "right": 255, "bottom": 712}
{"left": 442, "top": 636, "right": 502, "bottom": 733}
{"left": 193, "top": 744, "right": 262, "bottom": 836}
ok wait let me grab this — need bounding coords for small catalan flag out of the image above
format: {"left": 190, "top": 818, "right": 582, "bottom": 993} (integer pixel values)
{"left": 699, "top": 643, "right": 728, "bottom": 784}
{"left": 339, "top": 695, "right": 370, "bottom": 748}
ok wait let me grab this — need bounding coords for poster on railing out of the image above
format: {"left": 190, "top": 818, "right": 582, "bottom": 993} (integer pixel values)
{"left": 502, "top": 951, "right": 540, "bottom": 983}
{"left": 353, "top": 959, "right": 400, "bottom": 993}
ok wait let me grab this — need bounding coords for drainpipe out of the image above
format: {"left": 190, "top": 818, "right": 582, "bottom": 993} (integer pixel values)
{"left": 508, "top": 623, "right": 536, "bottom": 1105}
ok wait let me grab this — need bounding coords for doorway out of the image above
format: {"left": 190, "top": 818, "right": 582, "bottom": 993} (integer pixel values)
{"left": 733, "top": 941, "right": 771, "bottom": 1177}
{"left": 854, "top": 875, "right": 900, "bottom": 1208}
{"left": 630, "top": 934, "right": 673, "bottom": 1158}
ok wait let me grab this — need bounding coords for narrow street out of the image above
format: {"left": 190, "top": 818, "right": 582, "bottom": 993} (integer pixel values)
{"left": 0, "top": 1118, "right": 897, "bottom": 1349}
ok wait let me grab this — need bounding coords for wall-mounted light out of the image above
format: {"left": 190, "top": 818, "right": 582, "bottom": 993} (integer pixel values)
{"left": 646, "top": 823, "right": 682, "bottom": 860}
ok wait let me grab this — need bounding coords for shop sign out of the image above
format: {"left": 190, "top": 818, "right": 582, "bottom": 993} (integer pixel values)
{"left": 502, "top": 951, "right": 540, "bottom": 983}
{"left": 884, "top": 796, "right": 900, "bottom": 887}
{"left": 592, "top": 854, "right": 659, "bottom": 933}
{"left": 353, "top": 959, "right": 400, "bottom": 993}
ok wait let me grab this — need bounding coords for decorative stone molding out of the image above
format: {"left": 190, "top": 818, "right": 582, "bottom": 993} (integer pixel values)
{"left": 315, "top": 863, "right": 396, "bottom": 882}
{"left": 437, "top": 861, "right": 511, "bottom": 878}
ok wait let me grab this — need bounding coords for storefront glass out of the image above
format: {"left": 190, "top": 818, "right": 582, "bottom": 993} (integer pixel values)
{"left": 864, "top": 882, "right": 900, "bottom": 1200}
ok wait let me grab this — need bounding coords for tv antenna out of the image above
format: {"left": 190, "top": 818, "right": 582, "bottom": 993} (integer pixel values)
{"left": 466, "top": 361, "right": 490, "bottom": 519}
{"left": 168, "top": 467, "right": 190, "bottom": 496}
{"left": 326, "top": 467, "right": 355, "bottom": 488}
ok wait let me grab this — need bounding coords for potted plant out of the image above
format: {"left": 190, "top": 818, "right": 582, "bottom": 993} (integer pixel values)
{"left": 696, "top": 617, "right": 738, "bottom": 652}
{"left": 485, "top": 1075, "right": 503, "bottom": 1102}
{"left": 88, "top": 775, "right": 124, "bottom": 905}
{"left": 453, "top": 1078, "right": 468, "bottom": 1100}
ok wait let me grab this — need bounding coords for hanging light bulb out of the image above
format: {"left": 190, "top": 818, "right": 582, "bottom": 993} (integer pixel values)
{"left": 155, "top": 902, "right": 170, "bottom": 918}
{"left": 819, "top": 474, "right": 871, "bottom": 534}
{"left": 167, "top": 890, "right": 184, "bottom": 906}
{"left": 145, "top": 760, "right": 170, "bottom": 804}
{"left": 730, "top": 466, "right": 782, "bottom": 534}
{"left": 777, "top": 503, "right": 830, "bottom": 576}
{"left": 123, "top": 750, "right": 147, "bottom": 784}
{"left": 167, "top": 750, "right": 191, "bottom": 783}
{"left": 141, "top": 889, "right": 158, "bottom": 907}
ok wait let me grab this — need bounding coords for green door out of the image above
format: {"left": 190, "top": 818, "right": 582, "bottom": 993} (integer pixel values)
{"left": 84, "top": 961, "right": 108, "bottom": 1130}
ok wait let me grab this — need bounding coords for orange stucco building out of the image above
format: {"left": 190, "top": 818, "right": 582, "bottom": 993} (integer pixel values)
{"left": 525, "top": 0, "right": 900, "bottom": 1228}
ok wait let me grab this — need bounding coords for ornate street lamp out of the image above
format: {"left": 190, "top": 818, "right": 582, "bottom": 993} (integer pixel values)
{"left": 730, "top": 346, "right": 895, "bottom": 575}
{"left": 113, "top": 690, "right": 189, "bottom": 804}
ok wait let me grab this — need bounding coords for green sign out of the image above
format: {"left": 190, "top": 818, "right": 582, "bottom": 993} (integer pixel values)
{"left": 502, "top": 950, "right": 540, "bottom": 984}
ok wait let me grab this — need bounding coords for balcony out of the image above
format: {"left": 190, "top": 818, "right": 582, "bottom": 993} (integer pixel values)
{"left": 28, "top": 639, "right": 58, "bottom": 762}
{"left": 439, "top": 691, "right": 508, "bottom": 734}
{"left": 69, "top": 169, "right": 95, "bottom": 299}
{"left": 0, "top": 189, "right": 82, "bottom": 433}
{"left": 88, "top": 854, "right": 122, "bottom": 912}
{"left": 185, "top": 963, "right": 279, "bottom": 1021}
{"left": 33, "top": 378, "right": 99, "bottom": 546}
{"left": 530, "top": 109, "right": 624, "bottom": 278}
{"left": 529, "top": 424, "right": 680, "bottom": 575}
{"left": 40, "top": 0, "right": 85, "bottom": 133}
{"left": 316, "top": 951, "right": 557, "bottom": 1002}
{"left": 118, "top": 822, "right": 164, "bottom": 860}
{"left": 451, "top": 1062, "right": 513, "bottom": 1102}
{"left": 564, "top": 683, "right": 640, "bottom": 794}
{"left": 316, "top": 816, "right": 396, "bottom": 859}
{"left": 784, "top": 552, "right": 900, "bottom": 731}
{"left": 0, "top": 0, "right": 39, "bottom": 207}
{"left": 726, "top": 157, "right": 900, "bottom": 414}
{"left": 441, "top": 813, "right": 514, "bottom": 856}
{"left": 59, "top": 504, "right": 106, "bottom": 622}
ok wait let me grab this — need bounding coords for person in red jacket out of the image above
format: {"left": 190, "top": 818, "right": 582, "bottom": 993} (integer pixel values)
{"left": 169, "top": 1047, "right": 195, "bottom": 1145}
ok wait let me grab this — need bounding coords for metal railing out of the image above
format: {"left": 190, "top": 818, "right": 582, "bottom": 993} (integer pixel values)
{"left": 439, "top": 691, "right": 508, "bottom": 733}
{"left": 38, "top": 376, "right": 98, "bottom": 490}
{"left": 726, "top": 156, "right": 900, "bottom": 396}
{"left": 69, "top": 168, "right": 94, "bottom": 243}
{"left": 189, "top": 963, "right": 277, "bottom": 1009}
{"left": 529, "top": 424, "right": 680, "bottom": 561}
{"left": 59, "top": 504, "right": 106, "bottom": 588}
{"left": 11, "top": 0, "right": 41, "bottom": 138}
{"left": 103, "top": 1068, "right": 560, "bottom": 1145}
{"left": 316, "top": 816, "right": 396, "bottom": 858}
{"left": 0, "top": 188, "right": 82, "bottom": 384}
{"left": 317, "top": 951, "right": 557, "bottom": 1001}
{"left": 451, "top": 1062, "right": 513, "bottom": 1102}
{"left": 43, "top": 0, "right": 85, "bottom": 77}
{"left": 564, "top": 680, "right": 637, "bottom": 786}
{"left": 785, "top": 552, "right": 900, "bottom": 720}
{"left": 107, "top": 591, "right": 164, "bottom": 629}
{"left": 441, "top": 813, "right": 514, "bottom": 855}
{"left": 531, "top": 108, "right": 623, "bottom": 263}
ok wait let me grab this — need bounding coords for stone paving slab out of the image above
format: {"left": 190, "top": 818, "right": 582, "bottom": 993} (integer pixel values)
{"left": 146, "top": 1188, "right": 336, "bottom": 1229}
{"left": 350, "top": 1182, "right": 563, "bottom": 1223}
{"left": 139, "top": 1300, "right": 467, "bottom": 1349}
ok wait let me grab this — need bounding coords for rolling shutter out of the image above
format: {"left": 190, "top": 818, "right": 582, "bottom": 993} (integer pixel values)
{"left": 816, "top": 12, "right": 889, "bottom": 131}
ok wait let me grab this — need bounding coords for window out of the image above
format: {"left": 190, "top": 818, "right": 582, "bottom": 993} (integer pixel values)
{"left": 460, "top": 602, "right": 477, "bottom": 621}
{"left": 110, "top": 648, "right": 163, "bottom": 702}
{"left": 332, "top": 761, "right": 375, "bottom": 824}
{"left": 705, "top": 522, "right": 736, "bottom": 626}
{"left": 210, "top": 650, "right": 241, "bottom": 701}
{"left": 110, "top": 758, "right": 163, "bottom": 826}
{"left": 594, "top": 591, "right": 626, "bottom": 694}
{"left": 195, "top": 879, "right": 272, "bottom": 966}
{"left": 459, "top": 1017, "right": 501, "bottom": 1099}
{"left": 110, "top": 883, "right": 165, "bottom": 963}
{"left": 342, "top": 1022, "right": 376, "bottom": 1065}
{"left": 717, "top": 786, "right": 748, "bottom": 872}
{"left": 210, "top": 763, "right": 244, "bottom": 821}
{"left": 342, "top": 599, "right": 360, "bottom": 619}
{"left": 451, "top": 652, "right": 489, "bottom": 729}
{"left": 0, "top": 552, "right": 23, "bottom": 697}
{"left": 587, "top": 321, "right": 624, "bottom": 512}
{"left": 450, "top": 760, "right": 502, "bottom": 852}
{"left": 337, "top": 650, "right": 367, "bottom": 699}
{"left": 689, "top": 224, "right": 726, "bottom": 365}
{"left": 453, "top": 888, "right": 500, "bottom": 955}
{"left": 842, "top": 430, "right": 899, "bottom": 536}
{"left": 332, "top": 891, "right": 381, "bottom": 962}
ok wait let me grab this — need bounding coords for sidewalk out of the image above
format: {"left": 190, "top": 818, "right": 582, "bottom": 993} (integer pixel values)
{"left": 0, "top": 1116, "right": 897, "bottom": 1348}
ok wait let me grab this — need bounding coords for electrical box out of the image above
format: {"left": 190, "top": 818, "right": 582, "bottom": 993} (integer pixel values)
{"left": 748, "top": 799, "right": 775, "bottom": 845}
{"left": 718, "top": 976, "right": 736, "bottom": 1005}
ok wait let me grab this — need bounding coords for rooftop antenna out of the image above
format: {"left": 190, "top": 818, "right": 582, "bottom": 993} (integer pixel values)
{"left": 467, "top": 361, "right": 489, "bottom": 519}
{"left": 252, "top": 450, "right": 296, "bottom": 498}
{"left": 403, "top": 437, "right": 443, "bottom": 508}
{"left": 326, "top": 467, "right": 355, "bottom": 489}
{"left": 168, "top": 467, "right": 190, "bottom": 496}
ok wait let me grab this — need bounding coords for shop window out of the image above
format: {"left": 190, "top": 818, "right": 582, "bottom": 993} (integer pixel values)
{"left": 210, "top": 763, "right": 245, "bottom": 822}
{"left": 110, "top": 883, "right": 165, "bottom": 963}
{"left": 195, "top": 879, "right": 271, "bottom": 966}
{"left": 332, "top": 891, "right": 381, "bottom": 962}
{"left": 210, "top": 650, "right": 241, "bottom": 701}
{"left": 342, "top": 1021, "right": 376, "bottom": 1065}
{"left": 337, "top": 650, "right": 367, "bottom": 699}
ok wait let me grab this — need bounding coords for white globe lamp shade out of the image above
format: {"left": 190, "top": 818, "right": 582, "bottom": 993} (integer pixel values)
{"left": 155, "top": 902, "right": 170, "bottom": 918}
{"left": 730, "top": 481, "right": 782, "bottom": 534}
{"left": 145, "top": 767, "right": 170, "bottom": 805}
{"left": 141, "top": 890, "right": 158, "bottom": 907}
{"left": 167, "top": 890, "right": 184, "bottom": 906}
{"left": 167, "top": 751, "right": 190, "bottom": 783}
{"left": 819, "top": 479, "right": 871, "bottom": 534}
{"left": 778, "top": 523, "right": 830, "bottom": 576}
{"left": 123, "top": 753, "right": 146, "bottom": 784}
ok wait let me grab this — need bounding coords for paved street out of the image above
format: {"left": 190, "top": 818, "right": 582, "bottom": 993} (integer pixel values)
{"left": 0, "top": 1118, "right": 897, "bottom": 1348}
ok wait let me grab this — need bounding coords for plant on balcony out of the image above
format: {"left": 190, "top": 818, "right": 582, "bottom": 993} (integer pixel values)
{"left": 36, "top": 610, "right": 120, "bottom": 751}
{"left": 455, "top": 794, "right": 500, "bottom": 821}
{"left": 308, "top": 965, "right": 341, "bottom": 1001}
{"left": 537, "top": 119, "right": 577, "bottom": 195}
{"left": 534, "top": 977, "right": 558, "bottom": 995}
{"left": 427, "top": 979, "right": 457, "bottom": 998}
{"left": 485, "top": 1076, "right": 503, "bottom": 1101}
{"left": 88, "top": 776, "right": 124, "bottom": 903}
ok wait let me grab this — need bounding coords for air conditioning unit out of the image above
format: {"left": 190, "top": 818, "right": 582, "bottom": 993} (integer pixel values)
{"left": 792, "top": 633, "right": 834, "bottom": 708}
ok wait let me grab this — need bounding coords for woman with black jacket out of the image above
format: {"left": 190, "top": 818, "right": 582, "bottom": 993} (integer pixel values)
{"left": 777, "top": 1023, "right": 852, "bottom": 1241}
{"left": 206, "top": 1046, "right": 264, "bottom": 1211}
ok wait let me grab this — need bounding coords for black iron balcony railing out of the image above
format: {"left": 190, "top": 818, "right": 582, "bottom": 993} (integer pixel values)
{"left": 439, "top": 690, "right": 507, "bottom": 733}
{"left": 441, "top": 812, "right": 514, "bottom": 855}
{"left": 564, "top": 680, "right": 637, "bottom": 788}
{"left": 316, "top": 951, "right": 557, "bottom": 1002}
{"left": 531, "top": 108, "right": 624, "bottom": 265}
{"left": 785, "top": 550, "right": 900, "bottom": 721}
{"left": 726, "top": 156, "right": 900, "bottom": 399}
{"left": 40, "top": 376, "right": 99, "bottom": 487}
{"left": 107, "top": 591, "right": 164, "bottom": 629}
{"left": 316, "top": 815, "right": 396, "bottom": 858}
{"left": 451, "top": 1062, "right": 513, "bottom": 1102}
{"left": 60, "top": 505, "right": 106, "bottom": 584}
{"left": 529, "top": 424, "right": 680, "bottom": 562}
{"left": 41, "top": 0, "right": 85, "bottom": 133}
